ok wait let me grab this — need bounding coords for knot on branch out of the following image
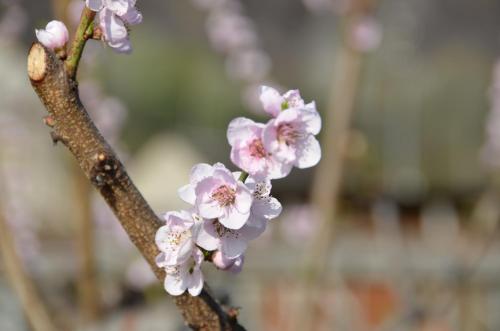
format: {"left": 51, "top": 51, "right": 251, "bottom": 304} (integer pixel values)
{"left": 90, "top": 152, "right": 121, "bottom": 187}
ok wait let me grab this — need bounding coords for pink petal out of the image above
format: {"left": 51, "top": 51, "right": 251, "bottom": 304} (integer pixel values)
{"left": 187, "top": 269, "right": 204, "bottom": 296}
{"left": 260, "top": 86, "right": 284, "bottom": 117}
{"left": 227, "top": 117, "right": 258, "bottom": 146}
{"left": 178, "top": 184, "right": 196, "bottom": 205}
{"left": 218, "top": 207, "right": 250, "bottom": 230}
{"left": 295, "top": 135, "right": 321, "bottom": 169}
{"left": 221, "top": 236, "right": 247, "bottom": 259}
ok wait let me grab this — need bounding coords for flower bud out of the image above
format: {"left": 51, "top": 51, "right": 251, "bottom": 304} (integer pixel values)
{"left": 35, "top": 20, "right": 69, "bottom": 50}
{"left": 212, "top": 250, "right": 235, "bottom": 270}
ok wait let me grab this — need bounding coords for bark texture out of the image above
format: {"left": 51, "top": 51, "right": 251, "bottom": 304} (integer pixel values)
{"left": 27, "top": 42, "right": 244, "bottom": 331}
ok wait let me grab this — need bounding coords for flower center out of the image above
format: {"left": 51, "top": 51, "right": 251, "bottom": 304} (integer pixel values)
{"left": 277, "top": 123, "right": 299, "bottom": 146}
{"left": 211, "top": 185, "right": 236, "bottom": 207}
{"left": 249, "top": 138, "right": 267, "bottom": 158}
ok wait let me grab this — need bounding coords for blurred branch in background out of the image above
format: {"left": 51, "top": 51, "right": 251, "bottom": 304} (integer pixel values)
{"left": 0, "top": 208, "right": 58, "bottom": 331}
{"left": 73, "top": 166, "right": 101, "bottom": 324}
{"left": 297, "top": 0, "right": 381, "bottom": 329}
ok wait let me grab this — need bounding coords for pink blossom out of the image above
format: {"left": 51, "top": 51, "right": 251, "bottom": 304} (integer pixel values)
{"left": 35, "top": 20, "right": 69, "bottom": 50}
{"left": 86, "top": 0, "right": 142, "bottom": 53}
{"left": 155, "top": 210, "right": 196, "bottom": 266}
{"left": 262, "top": 101, "right": 322, "bottom": 168}
{"left": 155, "top": 210, "right": 205, "bottom": 296}
{"left": 157, "top": 247, "right": 204, "bottom": 296}
{"left": 259, "top": 86, "right": 306, "bottom": 117}
{"left": 349, "top": 17, "right": 382, "bottom": 52}
{"left": 178, "top": 163, "right": 253, "bottom": 230}
{"left": 194, "top": 177, "right": 280, "bottom": 259}
{"left": 227, "top": 117, "right": 292, "bottom": 180}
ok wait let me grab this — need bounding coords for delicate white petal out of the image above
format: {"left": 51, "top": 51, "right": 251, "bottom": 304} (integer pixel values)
{"left": 121, "top": 6, "right": 142, "bottom": 25}
{"left": 221, "top": 237, "right": 247, "bottom": 259}
{"left": 85, "top": 0, "right": 103, "bottom": 11}
{"left": 301, "top": 106, "right": 321, "bottom": 135}
{"left": 195, "top": 223, "right": 220, "bottom": 251}
{"left": 219, "top": 207, "right": 249, "bottom": 230}
{"left": 252, "top": 197, "right": 282, "bottom": 220}
{"left": 260, "top": 86, "right": 283, "bottom": 117}
{"left": 295, "top": 135, "right": 321, "bottom": 168}
{"left": 176, "top": 239, "right": 194, "bottom": 265}
{"left": 164, "top": 271, "right": 186, "bottom": 296}
{"left": 234, "top": 182, "right": 253, "bottom": 213}
{"left": 190, "top": 163, "right": 214, "bottom": 185}
{"left": 178, "top": 184, "right": 196, "bottom": 205}
{"left": 212, "top": 167, "right": 237, "bottom": 186}
{"left": 104, "top": 0, "right": 130, "bottom": 16}
{"left": 107, "top": 37, "right": 132, "bottom": 54}
{"left": 198, "top": 200, "right": 222, "bottom": 219}
{"left": 240, "top": 222, "right": 266, "bottom": 241}
{"left": 187, "top": 269, "right": 204, "bottom": 296}
{"left": 283, "top": 89, "right": 305, "bottom": 109}
{"left": 100, "top": 8, "right": 128, "bottom": 42}
{"left": 227, "top": 117, "right": 258, "bottom": 146}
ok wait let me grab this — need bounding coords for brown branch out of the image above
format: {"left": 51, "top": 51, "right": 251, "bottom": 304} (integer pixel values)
{"left": 0, "top": 210, "right": 58, "bottom": 331}
{"left": 27, "top": 42, "right": 245, "bottom": 331}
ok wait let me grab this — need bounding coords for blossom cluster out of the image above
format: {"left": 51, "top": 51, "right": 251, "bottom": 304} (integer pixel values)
{"left": 35, "top": 0, "right": 142, "bottom": 54}
{"left": 155, "top": 86, "right": 322, "bottom": 296}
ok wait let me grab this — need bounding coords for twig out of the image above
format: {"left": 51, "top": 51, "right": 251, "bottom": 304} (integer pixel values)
{"left": 73, "top": 166, "right": 101, "bottom": 323}
{"left": 27, "top": 9, "right": 245, "bottom": 328}
{"left": 65, "top": 7, "right": 95, "bottom": 79}
{"left": 0, "top": 210, "right": 58, "bottom": 331}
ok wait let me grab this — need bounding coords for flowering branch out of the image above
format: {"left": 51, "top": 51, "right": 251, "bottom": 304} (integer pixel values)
{"left": 27, "top": 41, "right": 244, "bottom": 331}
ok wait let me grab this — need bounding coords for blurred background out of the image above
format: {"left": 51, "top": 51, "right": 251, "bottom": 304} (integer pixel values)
{"left": 2, "top": 0, "right": 500, "bottom": 330}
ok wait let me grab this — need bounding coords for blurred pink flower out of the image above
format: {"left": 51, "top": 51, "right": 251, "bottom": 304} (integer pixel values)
{"left": 349, "top": 17, "right": 382, "bottom": 52}
{"left": 35, "top": 20, "right": 69, "bottom": 50}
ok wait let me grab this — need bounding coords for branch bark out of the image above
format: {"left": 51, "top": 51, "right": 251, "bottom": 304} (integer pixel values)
{"left": 27, "top": 42, "right": 244, "bottom": 331}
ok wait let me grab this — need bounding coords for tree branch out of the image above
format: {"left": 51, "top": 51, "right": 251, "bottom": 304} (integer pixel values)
{"left": 27, "top": 42, "right": 245, "bottom": 330}
{"left": 0, "top": 210, "right": 58, "bottom": 331}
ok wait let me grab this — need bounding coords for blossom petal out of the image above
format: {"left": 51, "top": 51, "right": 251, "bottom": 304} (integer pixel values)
{"left": 85, "top": 0, "right": 103, "bottom": 11}
{"left": 178, "top": 184, "right": 196, "bottom": 205}
{"left": 227, "top": 117, "right": 259, "bottom": 146}
{"left": 260, "top": 86, "right": 283, "bottom": 117}
{"left": 164, "top": 271, "right": 186, "bottom": 296}
{"left": 187, "top": 269, "right": 204, "bottom": 296}
{"left": 253, "top": 196, "right": 282, "bottom": 220}
{"left": 234, "top": 182, "right": 253, "bottom": 213}
{"left": 198, "top": 199, "right": 222, "bottom": 219}
{"left": 301, "top": 105, "right": 321, "bottom": 135}
{"left": 221, "top": 236, "right": 247, "bottom": 259}
{"left": 195, "top": 223, "right": 220, "bottom": 251}
{"left": 295, "top": 135, "right": 321, "bottom": 168}
{"left": 190, "top": 163, "right": 214, "bottom": 185}
{"left": 219, "top": 207, "right": 250, "bottom": 230}
{"left": 121, "top": 6, "right": 142, "bottom": 25}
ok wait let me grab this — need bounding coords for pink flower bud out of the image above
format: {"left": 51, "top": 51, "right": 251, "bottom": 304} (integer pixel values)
{"left": 35, "top": 20, "right": 69, "bottom": 50}
{"left": 212, "top": 250, "right": 235, "bottom": 270}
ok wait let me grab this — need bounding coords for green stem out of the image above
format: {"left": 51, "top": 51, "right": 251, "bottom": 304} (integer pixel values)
{"left": 65, "top": 7, "right": 96, "bottom": 79}
{"left": 238, "top": 171, "right": 249, "bottom": 182}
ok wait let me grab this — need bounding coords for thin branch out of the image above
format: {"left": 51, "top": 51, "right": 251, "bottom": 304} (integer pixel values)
{"left": 0, "top": 210, "right": 58, "bottom": 331}
{"left": 73, "top": 166, "right": 101, "bottom": 323}
{"left": 27, "top": 41, "right": 244, "bottom": 330}
{"left": 65, "top": 7, "right": 95, "bottom": 78}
